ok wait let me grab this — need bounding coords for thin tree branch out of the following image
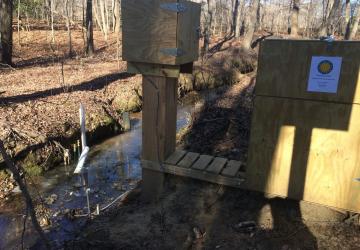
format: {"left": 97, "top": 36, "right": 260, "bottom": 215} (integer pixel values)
{"left": 0, "top": 140, "right": 51, "bottom": 249}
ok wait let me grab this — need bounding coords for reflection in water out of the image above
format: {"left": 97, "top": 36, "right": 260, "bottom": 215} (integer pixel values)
{"left": 0, "top": 104, "right": 193, "bottom": 249}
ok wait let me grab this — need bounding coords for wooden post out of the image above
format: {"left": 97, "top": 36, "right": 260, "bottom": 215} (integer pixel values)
{"left": 121, "top": 0, "right": 200, "bottom": 201}
{"left": 141, "top": 75, "right": 178, "bottom": 201}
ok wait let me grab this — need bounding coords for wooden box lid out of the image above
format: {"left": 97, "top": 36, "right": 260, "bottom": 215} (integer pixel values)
{"left": 256, "top": 40, "right": 360, "bottom": 104}
{"left": 121, "top": 0, "right": 201, "bottom": 66}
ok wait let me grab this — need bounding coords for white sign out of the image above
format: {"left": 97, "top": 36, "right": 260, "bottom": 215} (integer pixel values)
{"left": 307, "top": 56, "right": 342, "bottom": 93}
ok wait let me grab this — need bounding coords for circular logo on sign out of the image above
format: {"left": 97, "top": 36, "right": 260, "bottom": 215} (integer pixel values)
{"left": 318, "top": 60, "right": 333, "bottom": 74}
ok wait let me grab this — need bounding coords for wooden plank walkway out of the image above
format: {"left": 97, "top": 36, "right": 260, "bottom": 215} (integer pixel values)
{"left": 142, "top": 150, "right": 246, "bottom": 188}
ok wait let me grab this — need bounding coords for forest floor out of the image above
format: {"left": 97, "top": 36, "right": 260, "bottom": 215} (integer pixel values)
{"left": 70, "top": 78, "right": 360, "bottom": 250}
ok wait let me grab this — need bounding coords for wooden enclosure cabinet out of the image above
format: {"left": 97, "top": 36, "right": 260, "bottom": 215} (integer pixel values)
{"left": 246, "top": 40, "right": 360, "bottom": 212}
{"left": 121, "top": 0, "right": 201, "bottom": 66}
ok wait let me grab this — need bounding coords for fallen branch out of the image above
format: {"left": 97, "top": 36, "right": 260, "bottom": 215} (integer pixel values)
{"left": 0, "top": 140, "right": 51, "bottom": 249}
{"left": 0, "top": 63, "right": 16, "bottom": 70}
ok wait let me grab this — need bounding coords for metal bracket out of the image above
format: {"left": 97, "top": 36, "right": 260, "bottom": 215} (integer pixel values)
{"left": 160, "top": 48, "right": 185, "bottom": 57}
{"left": 320, "top": 35, "right": 335, "bottom": 51}
{"left": 160, "top": 3, "right": 187, "bottom": 13}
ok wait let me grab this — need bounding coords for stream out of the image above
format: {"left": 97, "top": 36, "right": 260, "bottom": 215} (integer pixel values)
{"left": 0, "top": 100, "right": 200, "bottom": 249}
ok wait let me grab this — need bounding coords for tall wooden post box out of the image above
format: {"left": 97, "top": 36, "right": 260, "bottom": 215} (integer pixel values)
{"left": 121, "top": 0, "right": 201, "bottom": 66}
{"left": 246, "top": 40, "right": 360, "bottom": 212}
{"left": 121, "top": 0, "right": 201, "bottom": 201}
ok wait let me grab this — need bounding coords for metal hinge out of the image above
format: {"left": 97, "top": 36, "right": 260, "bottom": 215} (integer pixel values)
{"left": 160, "top": 3, "right": 187, "bottom": 13}
{"left": 160, "top": 48, "right": 185, "bottom": 57}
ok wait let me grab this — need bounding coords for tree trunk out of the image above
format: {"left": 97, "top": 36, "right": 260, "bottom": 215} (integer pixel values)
{"left": 233, "top": 0, "right": 241, "bottom": 38}
{"left": 82, "top": 0, "right": 86, "bottom": 27}
{"left": 202, "top": 0, "right": 214, "bottom": 55}
{"left": 65, "top": 0, "right": 73, "bottom": 57}
{"left": 105, "top": 0, "right": 110, "bottom": 35}
{"left": 17, "top": 0, "right": 21, "bottom": 45}
{"left": 290, "top": 0, "right": 300, "bottom": 36}
{"left": 235, "top": 0, "right": 243, "bottom": 38}
{"left": 99, "top": 0, "right": 108, "bottom": 41}
{"left": 0, "top": 0, "right": 13, "bottom": 65}
{"left": 305, "top": 0, "right": 313, "bottom": 37}
{"left": 344, "top": 0, "right": 351, "bottom": 39}
{"left": 231, "top": 0, "right": 239, "bottom": 36}
{"left": 349, "top": 4, "right": 360, "bottom": 40}
{"left": 115, "top": 0, "right": 121, "bottom": 62}
{"left": 93, "top": 0, "right": 103, "bottom": 31}
{"left": 50, "top": 0, "right": 55, "bottom": 46}
{"left": 319, "top": 0, "right": 341, "bottom": 36}
{"left": 255, "top": 0, "right": 261, "bottom": 31}
{"left": 114, "top": 0, "right": 121, "bottom": 33}
{"left": 239, "top": 0, "right": 246, "bottom": 36}
{"left": 243, "top": 0, "right": 260, "bottom": 49}
{"left": 85, "top": 0, "right": 95, "bottom": 55}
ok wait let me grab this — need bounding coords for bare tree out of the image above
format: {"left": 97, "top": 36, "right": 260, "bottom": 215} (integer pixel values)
{"left": 290, "top": 0, "right": 300, "bottom": 36}
{"left": 65, "top": 0, "right": 73, "bottom": 57}
{"left": 99, "top": 0, "right": 109, "bottom": 41}
{"left": 305, "top": 0, "right": 314, "bottom": 37}
{"left": 202, "top": 0, "right": 214, "bottom": 55}
{"left": 344, "top": 0, "right": 351, "bottom": 39}
{"left": 85, "top": 0, "right": 95, "bottom": 55}
{"left": 0, "top": 0, "right": 13, "bottom": 65}
{"left": 233, "top": 0, "right": 241, "bottom": 37}
{"left": 17, "top": 0, "right": 22, "bottom": 45}
{"left": 113, "top": 0, "right": 121, "bottom": 33}
{"left": 243, "top": 0, "right": 260, "bottom": 49}
{"left": 93, "top": 0, "right": 103, "bottom": 32}
{"left": 235, "top": 0, "right": 243, "bottom": 37}
{"left": 348, "top": 3, "right": 360, "bottom": 40}
{"left": 319, "top": 0, "right": 341, "bottom": 36}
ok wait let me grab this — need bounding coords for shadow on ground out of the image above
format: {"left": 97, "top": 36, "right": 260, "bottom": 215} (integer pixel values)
{"left": 0, "top": 72, "right": 134, "bottom": 105}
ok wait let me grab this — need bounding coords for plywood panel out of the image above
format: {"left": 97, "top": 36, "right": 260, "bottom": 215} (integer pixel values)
{"left": 122, "top": 0, "right": 178, "bottom": 65}
{"left": 246, "top": 96, "right": 360, "bottom": 212}
{"left": 178, "top": 152, "right": 200, "bottom": 168}
{"left": 176, "top": 1, "right": 201, "bottom": 65}
{"left": 256, "top": 40, "right": 360, "bottom": 104}
{"left": 206, "top": 157, "right": 228, "bottom": 174}
{"left": 165, "top": 150, "right": 187, "bottom": 165}
{"left": 192, "top": 155, "right": 214, "bottom": 170}
{"left": 221, "top": 160, "right": 242, "bottom": 177}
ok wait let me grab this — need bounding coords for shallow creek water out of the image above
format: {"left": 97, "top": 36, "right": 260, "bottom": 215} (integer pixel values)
{"left": 0, "top": 100, "right": 203, "bottom": 249}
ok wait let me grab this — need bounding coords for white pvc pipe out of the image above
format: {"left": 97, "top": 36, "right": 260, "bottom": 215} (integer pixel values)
{"left": 79, "top": 104, "right": 87, "bottom": 151}
{"left": 74, "top": 146, "right": 89, "bottom": 174}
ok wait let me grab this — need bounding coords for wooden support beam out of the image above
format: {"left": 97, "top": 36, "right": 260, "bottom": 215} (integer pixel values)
{"left": 143, "top": 160, "right": 245, "bottom": 188}
{"left": 127, "top": 62, "right": 181, "bottom": 78}
{"left": 141, "top": 75, "right": 178, "bottom": 201}
{"left": 127, "top": 62, "right": 195, "bottom": 78}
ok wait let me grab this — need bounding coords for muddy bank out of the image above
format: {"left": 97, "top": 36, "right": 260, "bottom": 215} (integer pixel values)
{"left": 70, "top": 176, "right": 359, "bottom": 250}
